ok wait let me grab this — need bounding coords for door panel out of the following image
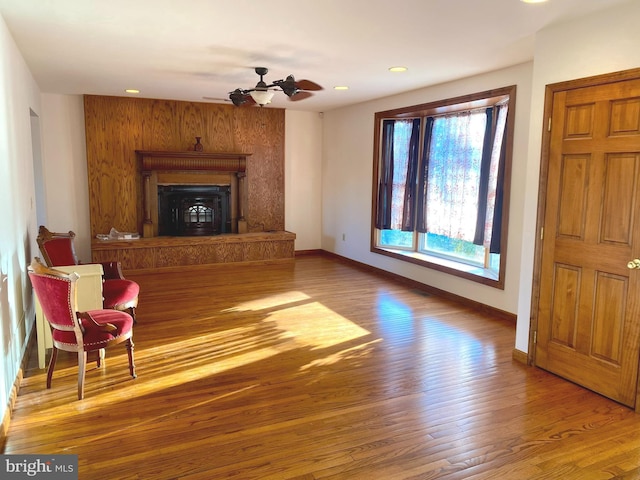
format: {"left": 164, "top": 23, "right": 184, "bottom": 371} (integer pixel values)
{"left": 591, "top": 272, "right": 626, "bottom": 364}
{"left": 602, "top": 154, "right": 637, "bottom": 244}
{"left": 557, "top": 155, "right": 588, "bottom": 239}
{"left": 536, "top": 78, "right": 640, "bottom": 407}
{"left": 550, "top": 264, "right": 579, "bottom": 348}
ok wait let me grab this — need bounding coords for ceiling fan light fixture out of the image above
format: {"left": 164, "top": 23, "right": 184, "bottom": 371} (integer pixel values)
{"left": 250, "top": 90, "right": 275, "bottom": 106}
{"left": 227, "top": 67, "right": 321, "bottom": 107}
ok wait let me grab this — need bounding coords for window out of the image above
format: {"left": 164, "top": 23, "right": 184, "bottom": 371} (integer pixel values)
{"left": 371, "top": 86, "right": 515, "bottom": 288}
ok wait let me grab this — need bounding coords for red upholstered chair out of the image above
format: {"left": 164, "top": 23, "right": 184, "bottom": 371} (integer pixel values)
{"left": 37, "top": 225, "right": 139, "bottom": 323}
{"left": 28, "top": 258, "right": 136, "bottom": 400}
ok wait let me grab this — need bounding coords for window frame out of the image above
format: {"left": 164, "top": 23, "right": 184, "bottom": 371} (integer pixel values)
{"left": 370, "top": 86, "right": 517, "bottom": 289}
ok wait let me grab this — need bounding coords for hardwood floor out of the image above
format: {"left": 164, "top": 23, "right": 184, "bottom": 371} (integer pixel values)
{"left": 5, "top": 253, "right": 640, "bottom": 479}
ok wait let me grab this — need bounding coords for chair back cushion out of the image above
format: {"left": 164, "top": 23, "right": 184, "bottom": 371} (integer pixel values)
{"left": 40, "top": 237, "right": 78, "bottom": 266}
{"left": 28, "top": 271, "right": 79, "bottom": 333}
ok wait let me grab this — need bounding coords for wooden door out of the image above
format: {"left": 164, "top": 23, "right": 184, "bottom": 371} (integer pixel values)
{"left": 536, "top": 75, "right": 640, "bottom": 408}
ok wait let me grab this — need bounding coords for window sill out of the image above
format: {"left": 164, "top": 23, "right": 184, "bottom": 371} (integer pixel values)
{"left": 373, "top": 246, "right": 503, "bottom": 289}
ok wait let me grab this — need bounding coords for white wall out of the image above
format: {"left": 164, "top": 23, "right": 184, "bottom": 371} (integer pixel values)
{"left": 515, "top": 0, "right": 640, "bottom": 352}
{"left": 39, "top": 94, "right": 91, "bottom": 260}
{"left": 322, "top": 62, "right": 533, "bottom": 317}
{"left": 285, "top": 110, "right": 323, "bottom": 250}
{"left": 0, "top": 13, "right": 41, "bottom": 431}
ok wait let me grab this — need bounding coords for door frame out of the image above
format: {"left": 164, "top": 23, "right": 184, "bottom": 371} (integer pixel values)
{"left": 529, "top": 67, "right": 640, "bottom": 411}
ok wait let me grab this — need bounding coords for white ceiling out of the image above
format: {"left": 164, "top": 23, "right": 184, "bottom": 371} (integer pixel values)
{"left": 0, "top": 0, "right": 631, "bottom": 112}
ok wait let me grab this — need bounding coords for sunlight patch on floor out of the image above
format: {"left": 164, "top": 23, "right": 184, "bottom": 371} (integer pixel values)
{"left": 104, "top": 344, "right": 291, "bottom": 401}
{"left": 20, "top": 294, "right": 372, "bottom": 421}
{"left": 140, "top": 325, "right": 266, "bottom": 356}
{"left": 266, "top": 301, "right": 371, "bottom": 349}
{"left": 222, "top": 291, "right": 311, "bottom": 312}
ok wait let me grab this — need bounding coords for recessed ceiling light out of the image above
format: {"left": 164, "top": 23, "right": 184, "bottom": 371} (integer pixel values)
{"left": 388, "top": 66, "right": 408, "bottom": 73}
{"left": 520, "top": 0, "right": 548, "bottom": 3}
{"left": 334, "top": 86, "right": 349, "bottom": 90}
{"left": 125, "top": 89, "right": 140, "bottom": 94}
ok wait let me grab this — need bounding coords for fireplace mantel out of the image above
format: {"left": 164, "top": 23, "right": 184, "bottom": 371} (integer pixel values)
{"left": 136, "top": 150, "right": 252, "bottom": 237}
{"left": 136, "top": 150, "right": 250, "bottom": 172}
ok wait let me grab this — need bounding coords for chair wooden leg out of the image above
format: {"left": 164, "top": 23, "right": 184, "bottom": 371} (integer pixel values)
{"left": 129, "top": 306, "right": 137, "bottom": 324}
{"left": 77, "top": 351, "right": 87, "bottom": 400}
{"left": 97, "top": 348, "right": 105, "bottom": 367}
{"left": 126, "top": 338, "right": 137, "bottom": 379}
{"left": 46, "top": 347, "right": 58, "bottom": 389}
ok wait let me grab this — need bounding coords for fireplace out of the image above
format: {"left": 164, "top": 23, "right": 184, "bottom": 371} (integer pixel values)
{"left": 157, "top": 185, "right": 231, "bottom": 236}
{"left": 137, "top": 150, "right": 250, "bottom": 238}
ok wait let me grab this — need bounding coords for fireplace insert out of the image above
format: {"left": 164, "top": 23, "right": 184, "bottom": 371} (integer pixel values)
{"left": 157, "top": 185, "right": 231, "bottom": 236}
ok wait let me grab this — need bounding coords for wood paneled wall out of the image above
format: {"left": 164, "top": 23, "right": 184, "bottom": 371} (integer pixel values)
{"left": 83, "top": 95, "right": 285, "bottom": 238}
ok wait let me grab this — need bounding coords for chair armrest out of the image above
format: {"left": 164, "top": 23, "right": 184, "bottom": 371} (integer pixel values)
{"left": 100, "top": 261, "right": 125, "bottom": 280}
{"left": 77, "top": 312, "right": 117, "bottom": 332}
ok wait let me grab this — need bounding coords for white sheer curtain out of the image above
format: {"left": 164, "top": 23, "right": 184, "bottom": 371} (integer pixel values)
{"left": 424, "top": 110, "right": 487, "bottom": 241}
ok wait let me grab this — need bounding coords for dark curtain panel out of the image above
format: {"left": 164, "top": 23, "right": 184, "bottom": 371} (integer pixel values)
{"left": 401, "top": 118, "right": 421, "bottom": 231}
{"left": 473, "top": 107, "right": 495, "bottom": 245}
{"left": 489, "top": 133, "right": 507, "bottom": 254}
{"left": 474, "top": 103, "right": 509, "bottom": 253}
{"left": 375, "top": 120, "right": 395, "bottom": 229}
{"left": 416, "top": 117, "right": 434, "bottom": 233}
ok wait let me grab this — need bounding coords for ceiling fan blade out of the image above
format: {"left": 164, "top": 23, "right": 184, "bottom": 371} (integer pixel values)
{"left": 289, "top": 91, "right": 313, "bottom": 102}
{"left": 295, "top": 79, "right": 323, "bottom": 91}
{"left": 203, "top": 95, "right": 255, "bottom": 107}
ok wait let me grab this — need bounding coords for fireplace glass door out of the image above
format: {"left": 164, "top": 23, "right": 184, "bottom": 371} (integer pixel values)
{"left": 158, "top": 185, "right": 231, "bottom": 236}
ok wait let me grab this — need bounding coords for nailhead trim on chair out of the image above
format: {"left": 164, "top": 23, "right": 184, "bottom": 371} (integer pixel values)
{"left": 56, "top": 333, "right": 129, "bottom": 348}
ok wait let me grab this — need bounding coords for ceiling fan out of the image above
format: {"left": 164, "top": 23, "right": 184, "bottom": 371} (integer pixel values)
{"left": 227, "top": 67, "right": 323, "bottom": 107}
